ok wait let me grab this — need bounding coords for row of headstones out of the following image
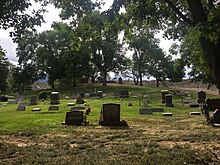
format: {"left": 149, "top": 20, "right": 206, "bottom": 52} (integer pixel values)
{"left": 64, "top": 103, "right": 127, "bottom": 126}
{"left": 161, "top": 90, "right": 207, "bottom": 108}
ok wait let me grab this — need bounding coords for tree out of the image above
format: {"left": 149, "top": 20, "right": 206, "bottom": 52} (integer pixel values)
{"left": 126, "top": 27, "right": 160, "bottom": 86}
{"left": 145, "top": 47, "right": 170, "bottom": 87}
{"left": 0, "top": 0, "right": 46, "bottom": 41}
{"left": 0, "top": 47, "right": 9, "bottom": 93}
{"left": 109, "top": 0, "right": 220, "bottom": 92}
{"left": 77, "top": 11, "right": 126, "bottom": 86}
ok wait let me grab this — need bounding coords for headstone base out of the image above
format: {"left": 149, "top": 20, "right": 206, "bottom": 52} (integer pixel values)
{"left": 99, "top": 120, "right": 128, "bottom": 126}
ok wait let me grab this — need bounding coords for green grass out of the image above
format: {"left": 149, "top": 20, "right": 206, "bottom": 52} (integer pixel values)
{"left": 0, "top": 84, "right": 220, "bottom": 164}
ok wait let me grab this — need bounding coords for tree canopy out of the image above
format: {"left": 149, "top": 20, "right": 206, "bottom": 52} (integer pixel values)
{"left": 1, "top": 0, "right": 220, "bottom": 91}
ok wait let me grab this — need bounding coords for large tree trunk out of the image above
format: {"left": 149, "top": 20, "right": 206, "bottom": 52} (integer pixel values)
{"left": 187, "top": 0, "right": 220, "bottom": 93}
{"left": 199, "top": 37, "right": 220, "bottom": 93}
{"left": 102, "top": 71, "right": 107, "bottom": 86}
{"left": 139, "top": 72, "right": 143, "bottom": 86}
{"left": 156, "top": 78, "right": 159, "bottom": 87}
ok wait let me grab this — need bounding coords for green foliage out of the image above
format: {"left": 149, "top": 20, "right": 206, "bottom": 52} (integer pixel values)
{"left": 38, "top": 91, "right": 51, "bottom": 100}
{"left": 0, "top": 47, "right": 9, "bottom": 93}
{"left": 110, "top": 0, "right": 220, "bottom": 90}
{"left": 0, "top": 0, "right": 47, "bottom": 41}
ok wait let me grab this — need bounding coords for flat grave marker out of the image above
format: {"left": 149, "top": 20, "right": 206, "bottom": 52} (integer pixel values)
{"left": 32, "top": 108, "right": 41, "bottom": 111}
{"left": 17, "top": 105, "right": 26, "bottom": 111}
{"left": 163, "top": 113, "right": 173, "bottom": 116}
{"left": 48, "top": 105, "right": 59, "bottom": 110}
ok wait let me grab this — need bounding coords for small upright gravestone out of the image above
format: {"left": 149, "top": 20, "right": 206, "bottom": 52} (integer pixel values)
{"left": 143, "top": 95, "right": 149, "bottom": 107}
{"left": 99, "top": 103, "right": 121, "bottom": 125}
{"left": 118, "top": 77, "right": 123, "bottom": 84}
{"left": 120, "top": 90, "right": 129, "bottom": 98}
{"left": 50, "top": 92, "right": 60, "bottom": 105}
{"left": 97, "top": 91, "right": 103, "bottom": 98}
{"left": 30, "top": 95, "right": 38, "bottom": 105}
{"left": 197, "top": 91, "right": 206, "bottom": 104}
{"left": 63, "top": 111, "right": 84, "bottom": 125}
{"left": 165, "top": 94, "right": 174, "bottom": 107}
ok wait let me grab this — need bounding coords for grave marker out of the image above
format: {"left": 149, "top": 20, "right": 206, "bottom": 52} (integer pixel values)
{"left": 139, "top": 108, "right": 152, "bottom": 114}
{"left": 163, "top": 113, "right": 173, "bottom": 116}
{"left": 67, "top": 103, "right": 75, "bottom": 106}
{"left": 32, "top": 108, "right": 41, "bottom": 111}
{"left": 71, "top": 106, "right": 86, "bottom": 111}
{"left": 30, "top": 95, "right": 38, "bottom": 105}
{"left": 197, "top": 91, "right": 206, "bottom": 104}
{"left": 50, "top": 92, "right": 60, "bottom": 104}
{"left": 17, "top": 105, "right": 26, "bottom": 111}
{"left": 165, "top": 94, "right": 174, "bottom": 107}
{"left": 63, "top": 111, "right": 84, "bottom": 125}
{"left": 99, "top": 103, "right": 122, "bottom": 125}
{"left": 8, "top": 100, "right": 18, "bottom": 104}
{"left": 118, "top": 77, "right": 123, "bottom": 84}
{"left": 48, "top": 105, "right": 59, "bottom": 110}
{"left": 120, "top": 90, "right": 129, "bottom": 98}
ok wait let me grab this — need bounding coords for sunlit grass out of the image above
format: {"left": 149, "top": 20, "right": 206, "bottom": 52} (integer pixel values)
{"left": 0, "top": 84, "right": 220, "bottom": 164}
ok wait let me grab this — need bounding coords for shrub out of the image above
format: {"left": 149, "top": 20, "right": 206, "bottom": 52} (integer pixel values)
{"left": 38, "top": 91, "right": 51, "bottom": 100}
{"left": 0, "top": 95, "right": 8, "bottom": 102}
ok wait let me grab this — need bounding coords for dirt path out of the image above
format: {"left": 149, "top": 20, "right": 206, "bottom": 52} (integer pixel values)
{"left": 180, "top": 87, "right": 219, "bottom": 96}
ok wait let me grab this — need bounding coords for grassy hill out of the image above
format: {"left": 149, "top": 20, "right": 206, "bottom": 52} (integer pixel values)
{"left": 0, "top": 84, "right": 219, "bottom": 164}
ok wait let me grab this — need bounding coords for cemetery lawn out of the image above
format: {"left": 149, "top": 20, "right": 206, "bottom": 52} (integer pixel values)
{"left": 0, "top": 84, "right": 220, "bottom": 164}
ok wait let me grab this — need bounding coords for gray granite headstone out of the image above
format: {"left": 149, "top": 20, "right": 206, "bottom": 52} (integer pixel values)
{"left": 50, "top": 92, "right": 60, "bottom": 105}
{"left": 165, "top": 94, "right": 174, "bottom": 107}
{"left": 30, "top": 96, "right": 38, "bottom": 105}
{"left": 120, "top": 90, "right": 129, "bottom": 98}
{"left": 17, "top": 105, "right": 26, "bottom": 111}
{"left": 101, "top": 103, "right": 120, "bottom": 122}
{"left": 64, "top": 111, "right": 84, "bottom": 125}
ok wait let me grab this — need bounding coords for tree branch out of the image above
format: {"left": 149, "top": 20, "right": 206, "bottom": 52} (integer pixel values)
{"left": 163, "top": 0, "right": 192, "bottom": 25}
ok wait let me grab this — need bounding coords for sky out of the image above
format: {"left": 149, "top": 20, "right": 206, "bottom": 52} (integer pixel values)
{"left": 0, "top": 0, "right": 174, "bottom": 64}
